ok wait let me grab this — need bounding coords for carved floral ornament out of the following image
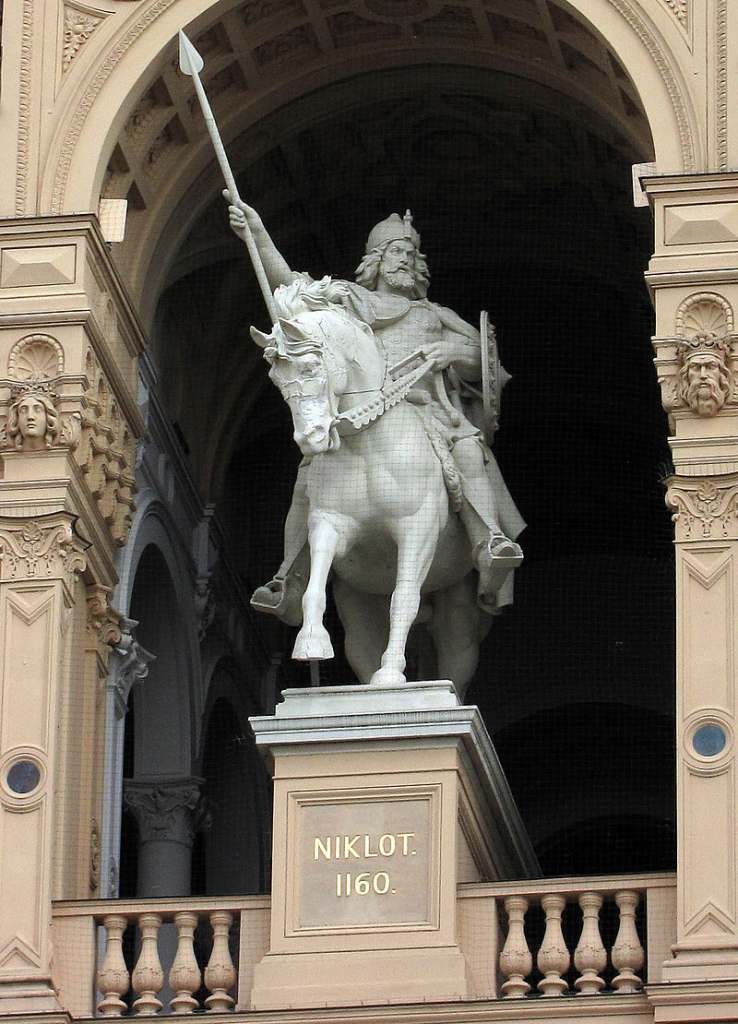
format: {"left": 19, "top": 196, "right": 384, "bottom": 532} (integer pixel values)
{"left": 654, "top": 294, "right": 737, "bottom": 420}
{"left": 0, "top": 514, "right": 88, "bottom": 585}
{"left": 666, "top": 476, "right": 738, "bottom": 541}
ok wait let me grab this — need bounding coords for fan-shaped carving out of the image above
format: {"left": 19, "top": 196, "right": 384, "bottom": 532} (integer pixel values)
{"left": 676, "top": 293, "right": 734, "bottom": 337}
{"left": 8, "top": 334, "right": 64, "bottom": 381}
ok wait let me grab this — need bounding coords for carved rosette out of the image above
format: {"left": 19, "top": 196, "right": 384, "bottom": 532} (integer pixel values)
{"left": 653, "top": 293, "right": 737, "bottom": 422}
{"left": 666, "top": 475, "right": 738, "bottom": 541}
{"left": 0, "top": 514, "right": 88, "bottom": 585}
{"left": 63, "top": 4, "right": 106, "bottom": 73}
{"left": 123, "top": 778, "right": 209, "bottom": 848}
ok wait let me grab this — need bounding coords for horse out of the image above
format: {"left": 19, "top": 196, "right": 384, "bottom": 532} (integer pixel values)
{"left": 250, "top": 277, "right": 492, "bottom": 695}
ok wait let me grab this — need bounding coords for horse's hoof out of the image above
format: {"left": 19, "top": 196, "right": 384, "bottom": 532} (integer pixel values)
{"left": 370, "top": 667, "right": 406, "bottom": 686}
{"left": 293, "top": 626, "right": 334, "bottom": 661}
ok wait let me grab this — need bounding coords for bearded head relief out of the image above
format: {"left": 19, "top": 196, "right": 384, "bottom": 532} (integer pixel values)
{"left": 677, "top": 332, "right": 732, "bottom": 417}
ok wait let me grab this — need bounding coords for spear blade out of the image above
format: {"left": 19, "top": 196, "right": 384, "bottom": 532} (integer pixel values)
{"left": 178, "top": 30, "right": 204, "bottom": 76}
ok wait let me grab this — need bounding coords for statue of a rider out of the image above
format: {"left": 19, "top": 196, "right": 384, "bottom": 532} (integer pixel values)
{"left": 228, "top": 198, "right": 525, "bottom": 624}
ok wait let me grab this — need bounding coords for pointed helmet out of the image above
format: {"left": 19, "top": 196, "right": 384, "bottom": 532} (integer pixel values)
{"left": 365, "top": 209, "right": 420, "bottom": 253}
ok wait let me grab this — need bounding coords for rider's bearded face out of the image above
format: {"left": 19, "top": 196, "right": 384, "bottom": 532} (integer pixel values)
{"left": 379, "top": 240, "right": 417, "bottom": 294}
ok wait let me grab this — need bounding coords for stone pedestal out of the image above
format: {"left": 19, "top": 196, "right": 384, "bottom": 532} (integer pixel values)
{"left": 248, "top": 681, "right": 538, "bottom": 1010}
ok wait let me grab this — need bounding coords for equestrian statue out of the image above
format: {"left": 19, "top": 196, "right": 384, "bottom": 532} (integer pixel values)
{"left": 229, "top": 204, "right": 525, "bottom": 696}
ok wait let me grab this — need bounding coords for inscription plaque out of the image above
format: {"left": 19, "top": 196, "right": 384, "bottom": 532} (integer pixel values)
{"left": 292, "top": 791, "right": 437, "bottom": 932}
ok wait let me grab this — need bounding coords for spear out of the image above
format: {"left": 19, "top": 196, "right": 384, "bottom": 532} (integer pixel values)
{"left": 178, "top": 30, "right": 277, "bottom": 322}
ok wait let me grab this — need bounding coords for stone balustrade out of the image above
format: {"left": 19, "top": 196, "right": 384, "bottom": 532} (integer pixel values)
{"left": 459, "top": 872, "right": 676, "bottom": 1000}
{"left": 51, "top": 874, "right": 675, "bottom": 1015}
{"left": 51, "top": 895, "right": 270, "bottom": 1018}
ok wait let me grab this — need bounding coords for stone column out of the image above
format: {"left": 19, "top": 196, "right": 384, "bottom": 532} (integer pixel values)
{"left": 644, "top": 174, "right": 738, "bottom": 1004}
{"left": 0, "top": 512, "right": 87, "bottom": 1012}
{"left": 100, "top": 619, "right": 155, "bottom": 897}
{"left": 123, "top": 777, "right": 207, "bottom": 898}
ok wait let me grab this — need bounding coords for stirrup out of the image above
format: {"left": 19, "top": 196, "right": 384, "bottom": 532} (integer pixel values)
{"left": 250, "top": 575, "right": 304, "bottom": 628}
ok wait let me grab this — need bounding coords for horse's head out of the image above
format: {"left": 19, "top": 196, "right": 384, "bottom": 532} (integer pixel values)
{"left": 252, "top": 276, "right": 380, "bottom": 456}
{"left": 251, "top": 312, "right": 343, "bottom": 455}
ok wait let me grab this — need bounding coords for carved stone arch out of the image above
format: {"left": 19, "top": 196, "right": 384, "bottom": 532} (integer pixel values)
{"left": 8, "top": 333, "right": 65, "bottom": 381}
{"left": 43, "top": 0, "right": 699, "bottom": 224}
{"left": 676, "top": 292, "right": 735, "bottom": 337}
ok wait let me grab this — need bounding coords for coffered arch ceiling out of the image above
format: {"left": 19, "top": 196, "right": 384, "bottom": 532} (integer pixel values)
{"left": 101, "top": 0, "right": 657, "bottom": 315}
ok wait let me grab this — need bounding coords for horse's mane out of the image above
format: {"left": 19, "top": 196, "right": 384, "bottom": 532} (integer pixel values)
{"left": 269, "top": 275, "right": 356, "bottom": 360}
{"left": 274, "top": 274, "right": 348, "bottom": 318}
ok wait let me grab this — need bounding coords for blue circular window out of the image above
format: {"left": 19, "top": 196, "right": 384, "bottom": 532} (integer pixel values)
{"left": 6, "top": 760, "right": 40, "bottom": 794}
{"left": 693, "top": 724, "right": 727, "bottom": 758}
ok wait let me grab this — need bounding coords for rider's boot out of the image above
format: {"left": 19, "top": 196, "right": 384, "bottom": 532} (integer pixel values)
{"left": 472, "top": 533, "right": 523, "bottom": 613}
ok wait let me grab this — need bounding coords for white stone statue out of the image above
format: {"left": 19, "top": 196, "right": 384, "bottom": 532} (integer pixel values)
{"left": 229, "top": 200, "right": 525, "bottom": 694}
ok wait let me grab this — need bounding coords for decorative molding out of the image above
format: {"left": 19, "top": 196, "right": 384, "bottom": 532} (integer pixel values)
{"left": 17, "top": 0, "right": 34, "bottom": 215}
{"left": 0, "top": 514, "right": 88, "bottom": 585}
{"left": 90, "top": 817, "right": 101, "bottom": 893}
{"left": 717, "top": 0, "right": 727, "bottom": 170}
{"left": 63, "top": 3, "right": 106, "bottom": 73}
{"left": 667, "top": 476, "right": 738, "bottom": 540}
{"left": 662, "top": 0, "right": 687, "bottom": 27}
{"left": 52, "top": 0, "right": 179, "bottom": 213}
{"left": 123, "top": 777, "right": 209, "bottom": 847}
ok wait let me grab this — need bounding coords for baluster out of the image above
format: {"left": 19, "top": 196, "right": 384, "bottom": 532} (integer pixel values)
{"left": 131, "top": 912, "right": 164, "bottom": 1015}
{"left": 612, "top": 891, "right": 644, "bottom": 992}
{"left": 169, "top": 911, "right": 202, "bottom": 1014}
{"left": 204, "top": 910, "right": 236, "bottom": 1012}
{"left": 499, "top": 895, "right": 532, "bottom": 998}
{"left": 97, "top": 914, "right": 130, "bottom": 1017}
{"left": 574, "top": 892, "right": 606, "bottom": 994}
{"left": 537, "top": 894, "right": 570, "bottom": 996}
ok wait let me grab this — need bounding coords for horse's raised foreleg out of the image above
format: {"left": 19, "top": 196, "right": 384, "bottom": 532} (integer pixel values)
{"left": 370, "top": 510, "right": 438, "bottom": 687}
{"left": 292, "top": 511, "right": 339, "bottom": 661}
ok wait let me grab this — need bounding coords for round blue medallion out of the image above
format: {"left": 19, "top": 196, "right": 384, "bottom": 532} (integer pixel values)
{"left": 693, "top": 724, "right": 726, "bottom": 758}
{"left": 6, "top": 760, "right": 40, "bottom": 794}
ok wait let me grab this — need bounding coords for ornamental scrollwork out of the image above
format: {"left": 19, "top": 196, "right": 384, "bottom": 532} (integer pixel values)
{"left": 0, "top": 515, "right": 88, "bottom": 584}
{"left": 666, "top": 476, "right": 738, "bottom": 540}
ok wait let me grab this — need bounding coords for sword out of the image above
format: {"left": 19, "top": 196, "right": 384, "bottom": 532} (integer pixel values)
{"left": 178, "top": 30, "right": 277, "bottom": 322}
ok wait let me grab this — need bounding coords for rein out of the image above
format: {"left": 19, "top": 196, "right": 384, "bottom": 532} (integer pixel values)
{"left": 333, "top": 353, "right": 437, "bottom": 436}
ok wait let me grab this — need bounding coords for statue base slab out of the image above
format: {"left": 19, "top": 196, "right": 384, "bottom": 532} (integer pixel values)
{"left": 247, "top": 681, "right": 537, "bottom": 1010}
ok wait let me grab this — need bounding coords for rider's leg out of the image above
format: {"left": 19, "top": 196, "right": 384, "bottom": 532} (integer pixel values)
{"left": 275, "top": 465, "right": 310, "bottom": 578}
{"left": 452, "top": 437, "right": 522, "bottom": 607}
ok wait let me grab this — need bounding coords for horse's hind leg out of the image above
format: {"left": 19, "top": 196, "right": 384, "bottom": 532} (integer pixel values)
{"left": 292, "top": 513, "right": 339, "bottom": 661}
{"left": 333, "top": 578, "right": 388, "bottom": 684}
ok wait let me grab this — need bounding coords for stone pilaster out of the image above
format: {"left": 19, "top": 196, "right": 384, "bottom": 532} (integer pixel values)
{"left": 123, "top": 777, "right": 208, "bottom": 898}
{"left": 0, "top": 215, "right": 145, "bottom": 1013}
{"left": 644, "top": 174, "right": 738, "bottom": 1009}
{"left": 0, "top": 512, "right": 87, "bottom": 1012}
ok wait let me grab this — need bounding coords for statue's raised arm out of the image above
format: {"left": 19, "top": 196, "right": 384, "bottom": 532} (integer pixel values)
{"left": 225, "top": 193, "right": 294, "bottom": 293}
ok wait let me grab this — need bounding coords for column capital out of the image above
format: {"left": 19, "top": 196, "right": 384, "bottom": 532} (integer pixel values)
{"left": 123, "top": 776, "right": 209, "bottom": 848}
{"left": 0, "top": 510, "right": 87, "bottom": 586}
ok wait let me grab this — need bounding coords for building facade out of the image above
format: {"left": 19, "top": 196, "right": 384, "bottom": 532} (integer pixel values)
{"left": 1, "top": 0, "right": 738, "bottom": 1020}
